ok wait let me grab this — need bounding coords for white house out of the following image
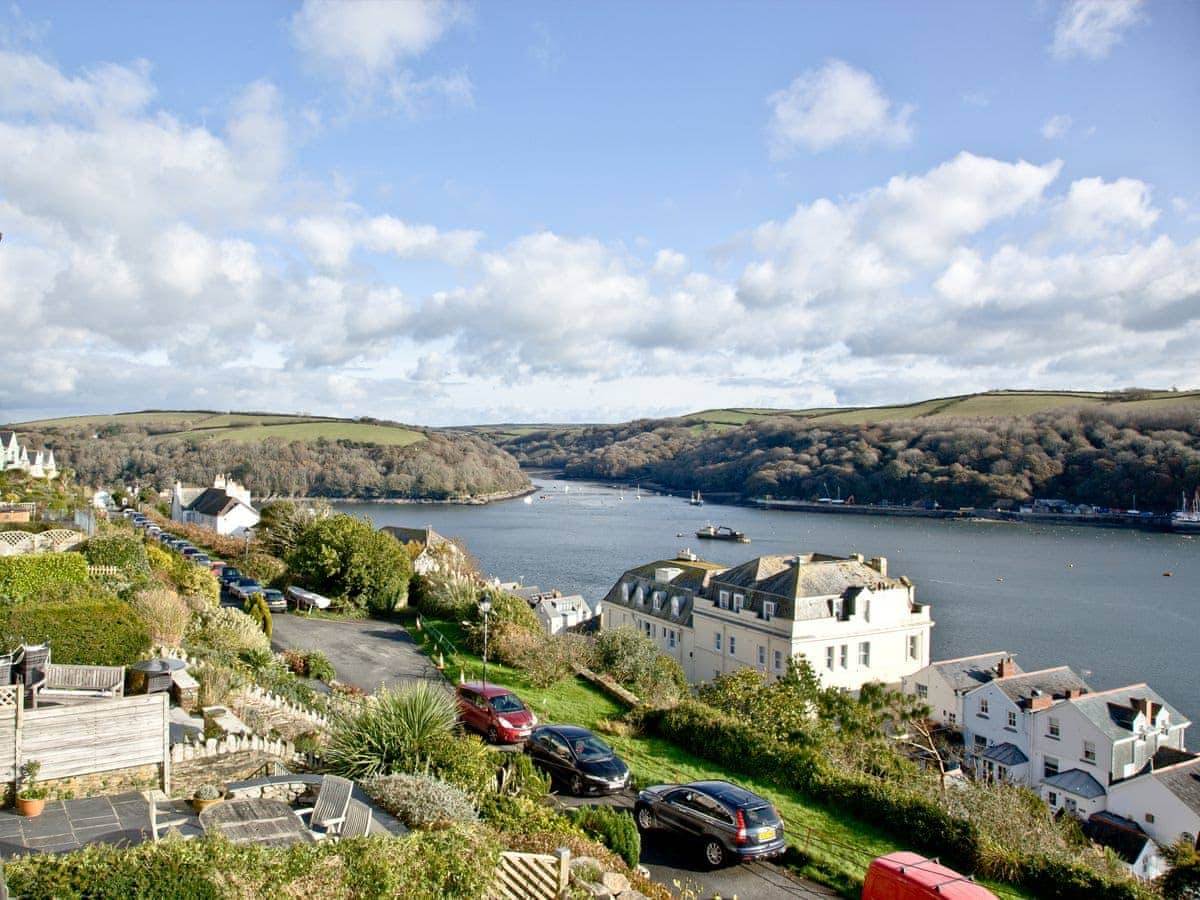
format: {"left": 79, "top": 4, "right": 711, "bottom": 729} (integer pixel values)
{"left": 962, "top": 666, "right": 1091, "bottom": 791}
{"left": 902, "top": 651, "right": 1022, "bottom": 729}
{"left": 1108, "top": 751, "right": 1200, "bottom": 850}
{"left": 602, "top": 551, "right": 932, "bottom": 690}
{"left": 1082, "top": 811, "right": 1167, "bottom": 881}
{"left": 522, "top": 589, "right": 597, "bottom": 635}
{"left": 380, "top": 525, "right": 459, "bottom": 575}
{"left": 0, "top": 432, "right": 58, "bottom": 479}
{"left": 171, "top": 474, "right": 259, "bottom": 536}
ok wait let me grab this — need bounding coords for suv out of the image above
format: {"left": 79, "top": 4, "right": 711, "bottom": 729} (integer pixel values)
{"left": 634, "top": 780, "right": 785, "bottom": 868}
{"left": 456, "top": 682, "right": 537, "bottom": 744}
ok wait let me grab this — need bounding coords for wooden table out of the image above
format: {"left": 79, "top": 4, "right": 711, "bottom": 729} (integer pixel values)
{"left": 199, "top": 797, "right": 316, "bottom": 847}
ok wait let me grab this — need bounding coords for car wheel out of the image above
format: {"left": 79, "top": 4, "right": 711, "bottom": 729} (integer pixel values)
{"left": 635, "top": 804, "right": 655, "bottom": 832}
{"left": 702, "top": 837, "right": 727, "bottom": 869}
{"left": 487, "top": 725, "right": 499, "bottom": 744}
{"left": 569, "top": 773, "right": 584, "bottom": 795}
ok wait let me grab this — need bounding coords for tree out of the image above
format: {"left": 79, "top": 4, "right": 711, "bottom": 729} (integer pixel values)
{"left": 287, "top": 514, "right": 412, "bottom": 614}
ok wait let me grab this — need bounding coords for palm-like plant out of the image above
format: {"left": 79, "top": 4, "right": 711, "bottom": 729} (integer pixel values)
{"left": 323, "top": 682, "right": 458, "bottom": 780}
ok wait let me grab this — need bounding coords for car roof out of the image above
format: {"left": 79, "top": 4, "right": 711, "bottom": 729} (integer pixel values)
{"left": 541, "top": 724, "right": 593, "bottom": 739}
{"left": 459, "top": 681, "right": 519, "bottom": 698}
{"left": 686, "top": 780, "right": 770, "bottom": 807}
{"left": 262, "top": 588, "right": 283, "bottom": 595}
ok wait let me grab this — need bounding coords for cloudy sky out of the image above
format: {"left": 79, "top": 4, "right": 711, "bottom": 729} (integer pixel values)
{"left": 1, "top": 0, "right": 1197, "bottom": 425}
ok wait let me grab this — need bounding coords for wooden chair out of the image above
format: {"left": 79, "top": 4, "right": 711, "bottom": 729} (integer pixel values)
{"left": 335, "top": 800, "right": 373, "bottom": 840}
{"left": 149, "top": 799, "right": 196, "bottom": 841}
{"left": 13, "top": 643, "right": 49, "bottom": 708}
{"left": 294, "top": 775, "right": 353, "bottom": 837}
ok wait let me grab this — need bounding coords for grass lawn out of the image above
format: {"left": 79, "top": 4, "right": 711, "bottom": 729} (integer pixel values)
{"left": 411, "top": 614, "right": 1029, "bottom": 898}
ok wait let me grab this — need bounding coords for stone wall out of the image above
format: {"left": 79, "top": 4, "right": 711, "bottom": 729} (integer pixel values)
{"left": 7, "top": 762, "right": 162, "bottom": 805}
{"left": 171, "top": 750, "right": 296, "bottom": 800}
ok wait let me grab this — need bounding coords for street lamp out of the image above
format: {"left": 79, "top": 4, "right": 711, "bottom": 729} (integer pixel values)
{"left": 478, "top": 592, "right": 492, "bottom": 688}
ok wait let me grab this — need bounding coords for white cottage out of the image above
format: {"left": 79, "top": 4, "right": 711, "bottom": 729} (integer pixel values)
{"left": 171, "top": 474, "right": 259, "bottom": 536}
{"left": 1108, "top": 751, "right": 1200, "bottom": 849}
{"left": 903, "top": 651, "right": 1022, "bottom": 729}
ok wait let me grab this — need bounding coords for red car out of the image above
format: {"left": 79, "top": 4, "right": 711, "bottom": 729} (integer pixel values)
{"left": 456, "top": 681, "right": 537, "bottom": 744}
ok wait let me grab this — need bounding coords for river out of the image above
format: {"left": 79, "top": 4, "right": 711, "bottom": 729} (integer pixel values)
{"left": 335, "top": 476, "right": 1200, "bottom": 726}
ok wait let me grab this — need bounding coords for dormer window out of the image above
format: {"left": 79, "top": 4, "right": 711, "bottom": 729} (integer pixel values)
{"left": 653, "top": 591, "right": 665, "bottom": 611}
{"left": 670, "top": 596, "right": 682, "bottom": 617}
{"left": 832, "top": 598, "right": 845, "bottom": 620}
{"left": 718, "top": 590, "right": 730, "bottom": 610}
{"left": 633, "top": 585, "right": 645, "bottom": 606}
{"left": 762, "top": 601, "right": 775, "bottom": 621}
{"left": 621, "top": 582, "right": 631, "bottom": 601}
{"left": 732, "top": 593, "right": 744, "bottom": 612}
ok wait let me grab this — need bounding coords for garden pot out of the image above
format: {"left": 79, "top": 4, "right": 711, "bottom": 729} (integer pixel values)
{"left": 191, "top": 795, "right": 225, "bottom": 813}
{"left": 16, "top": 797, "right": 45, "bottom": 817}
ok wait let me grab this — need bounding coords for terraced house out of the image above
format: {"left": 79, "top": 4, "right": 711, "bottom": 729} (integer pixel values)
{"left": 600, "top": 551, "right": 933, "bottom": 689}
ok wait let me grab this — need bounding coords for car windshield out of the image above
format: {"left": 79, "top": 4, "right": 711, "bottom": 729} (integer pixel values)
{"left": 741, "top": 804, "right": 776, "bottom": 827}
{"left": 570, "top": 734, "right": 612, "bottom": 761}
{"left": 264, "top": 590, "right": 282, "bottom": 599}
{"left": 489, "top": 693, "right": 525, "bottom": 714}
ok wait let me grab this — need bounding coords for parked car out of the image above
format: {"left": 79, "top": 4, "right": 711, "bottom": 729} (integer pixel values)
{"left": 456, "top": 681, "right": 537, "bottom": 744}
{"left": 260, "top": 588, "right": 286, "bottom": 613}
{"left": 526, "top": 725, "right": 630, "bottom": 796}
{"left": 229, "top": 577, "right": 262, "bottom": 602}
{"left": 862, "top": 852, "right": 998, "bottom": 899}
{"left": 208, "top": 560, "right": 227, "bottom": 576}
{"left": 158, "top": 532, "right": 175, "bottom": 544}
{"left": 218, "top": 566, "right": 242, "bottom": 587}
{"left": 286, "top": 585, "right": 332, "bottom": 611}
{"left": 634, "top": 779, "right": 785, "bottom": 868}
{"left": 192, "top": 553, "right": 211, "bottom": 566}
{"left": 180, "top": 547, "right": 202, "bottom": 559}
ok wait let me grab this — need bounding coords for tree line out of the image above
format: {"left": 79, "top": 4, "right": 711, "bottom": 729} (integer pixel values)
{"left": 501, "top": 405, "right": 1200, "bottom": 511}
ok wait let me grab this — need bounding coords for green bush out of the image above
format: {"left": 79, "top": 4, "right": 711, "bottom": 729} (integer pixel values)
{"left": 366, "top": 773, "right": 478, "bottom": 828}
{"left": 463, "top": 590, "right": 541, "bottom": 655}
{"left": 479, "top": 794, "right": 582, "bottom": 837}
{"left": 128, "top": 586, "right": 190, "bottom": 647}
{"left": 0, "top": 597, "right": 151, "bottom": 666}
{"left": 84, "top": 532, "right": 151, "bottom": 581}
{"left": 287, "top": 515, "right": 412, "bottom": 615}
{"left": 305, "top": 650, "right": 335, "bottom": 682}
{"left": 569, "top": 805, "right": 641, "bottom": 869}
{"left": 411, "top": 572, "right": 479, "bottom": 620}
{"left": 239, "top": 551, "right": 286, "bottom": 587}
{"left": 243, "top": 592, "right": 273, "bottom": 639}
{"left": 0, "top": 552, "right": 89, "bottom": 602}
{"left": 185, "top": 606, "right": 271, "bottom": 659}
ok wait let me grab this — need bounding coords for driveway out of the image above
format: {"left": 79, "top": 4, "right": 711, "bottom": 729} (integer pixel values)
{"left": 556, "top": 792, "right": 836, "bottom": 899}
{"left": 268, "top": 611, "right": 448, "bottom": 694}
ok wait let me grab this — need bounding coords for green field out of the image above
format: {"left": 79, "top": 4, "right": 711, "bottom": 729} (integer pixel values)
{"left": 175, "top": 422, "right": 426, "bottom": 445}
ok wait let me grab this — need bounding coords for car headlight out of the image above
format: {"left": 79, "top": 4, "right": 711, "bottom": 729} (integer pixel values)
{"left": 497, "top": 717, "right": 513, "bottom": 729}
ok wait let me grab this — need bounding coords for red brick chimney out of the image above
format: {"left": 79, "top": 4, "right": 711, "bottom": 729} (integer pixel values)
{"left": 1028, "top": 695, "right": 1054, "bottom": 711}
{"left": 997, "top": 657, "right": 1018, "bottom": 679}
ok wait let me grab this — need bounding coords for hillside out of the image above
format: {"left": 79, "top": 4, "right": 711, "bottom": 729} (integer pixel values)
{"left": 496, "top": 389, "right": 1200, "bottom": 512}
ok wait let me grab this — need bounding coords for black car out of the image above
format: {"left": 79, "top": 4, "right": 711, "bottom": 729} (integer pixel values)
{"left": 526, "top": 725, "right": 630, "bottom": 796}
{"left": 634, "top": 780, "right": 785, "bottom": 868}
{"left": 218, "top": 566, "right": 241, "bottom": 587}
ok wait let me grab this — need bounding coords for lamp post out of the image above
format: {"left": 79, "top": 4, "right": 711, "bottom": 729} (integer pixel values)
{"left": 478, "top": 592, "right": 492, "bottom": 688}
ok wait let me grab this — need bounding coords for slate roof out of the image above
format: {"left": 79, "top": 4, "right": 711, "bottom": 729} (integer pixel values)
{"left": 186, "top": 487, "right": 247, "bottom": 517}
{"left": 709, "top": 554, "right": 903, "bottom": 620}
{"left": 1042, "top": 768, "right": 1107, "bottom": 799}
{"left": 1155, "top": 756, "right": 1200, "bottom": 817}
{"left": 982, "top": 742, "right": 1028, "bottom": 766}
{"left": 601, "top": 557, "right": 727, "bottom": 627}
{"left": 1066, "top": 684, "right": 1190, "bottom": 743}
{"left": 992, "top": 667, "right": 1091, "bottom": 705}
{"left": 931, "top": 652, "right": 1022, "bottom": 694}
{"left": 380, "top": 526, "right": 450, "bottom": 550}
{"left": 1083, "top": 812, "right": 1152, "bottom": 865}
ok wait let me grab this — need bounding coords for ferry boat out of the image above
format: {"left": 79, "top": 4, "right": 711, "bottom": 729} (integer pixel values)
{"left": 1172, "top": 487, "right": 1200, "bottom": 533}
{"left": 695, "top": 524, "right": 750, "bottom": 543}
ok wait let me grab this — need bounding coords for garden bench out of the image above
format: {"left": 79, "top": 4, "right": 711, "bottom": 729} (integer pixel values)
{"left": 38, "top": 664, "right": 126, "bottom": 702}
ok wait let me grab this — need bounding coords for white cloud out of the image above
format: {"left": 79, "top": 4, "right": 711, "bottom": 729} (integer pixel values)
{"left": 0, "top": 48, "right": 154, "bottom": 119}
{"left": 1052, "top": 176, "right": 1158, "bottom": 241}
{"left": 1051, "top": 0, "right": 1145, "bottom": 61}
{"left": 294, "top": 213, "right": 481, "bottom": 269}
{"left": 767, "top": 59, "right": 914, "bottom": 156}
{"left": 388, "top": 69, "right": 474, "bottom": 116}
{"left": 1041, "top": 113, "right": 1073, "bottom": 140}
{"left": 652, "top": 249, "right": 688, "bottom": 277}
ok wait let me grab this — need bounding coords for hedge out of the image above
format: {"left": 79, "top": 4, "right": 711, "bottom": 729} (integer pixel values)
{"left": 83, "top": 533, "right": 151, "bottom": 581}
{"left": 0, "top": 597, "right": 151, "bottom": 667}
{"left": 0, "top": 553, "right": 89, "bottom": 602}
{"left": 642, "top": 701, "right": 1143, "bottom": 900}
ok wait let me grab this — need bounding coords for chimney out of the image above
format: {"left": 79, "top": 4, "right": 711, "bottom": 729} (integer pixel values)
{"left": 869, "top": 556, "right": 888, "bottom": 577}
{"left": 1029, "top": 695, "right": 1054, "bottom": 711}
{"left": 1064, "top": 688, "right": 1081, "bottom": 700}
{"left": 997, "top": 657, "right": 1018, "bottom": 679}
{"left": 851, "top": 552, "right": 865, "bottom": 563}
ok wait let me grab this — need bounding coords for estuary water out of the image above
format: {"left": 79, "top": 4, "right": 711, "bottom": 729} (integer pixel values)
{"left": 335, "top": 477, "right": 1200, "bottom": 725}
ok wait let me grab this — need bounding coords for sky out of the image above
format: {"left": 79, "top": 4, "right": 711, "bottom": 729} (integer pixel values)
{"left": 1, "top": 0, "right": 1198, "bottom": 426}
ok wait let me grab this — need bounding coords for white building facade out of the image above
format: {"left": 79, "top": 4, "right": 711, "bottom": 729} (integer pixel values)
{"left": 0, "top": 432, "right": 58, "bottom": 479}
{"left": 902, "top": 651, "right": 1022, "bottom": 728}
{"left": 171, "top": 474, "right": 260, "bottom": 536}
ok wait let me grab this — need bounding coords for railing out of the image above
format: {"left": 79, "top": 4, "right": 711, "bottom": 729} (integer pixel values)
{"left": 419, "top": 620, "right": 459, "bottom": 668}
{"left": 88, "top": 565, "right": 121, "bottom": 577}
{"left": 488, "top": 848, "right": 569, "bottom": 900}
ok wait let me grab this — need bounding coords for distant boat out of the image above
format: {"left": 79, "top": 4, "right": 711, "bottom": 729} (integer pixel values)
{"left": 635, "top": 484, "right": 641, "bottom": 501}
{"left": 1171, "top": 487, "right": 1200, "bottom": 533}
{"left": 523, "top": 496, "right": 533, "bottom": 505}
{"left": 689, "top": 490, "right": 704, "bottom": 506}
{"left": 696, "top": 524, "right": 750, "bottom": 543}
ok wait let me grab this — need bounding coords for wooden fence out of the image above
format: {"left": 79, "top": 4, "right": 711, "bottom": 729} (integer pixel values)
{"left": 0, "top": 692, "right": 170, "bottom": 792}
{"left": 488, "top": 848, "right": 570, "bottom": 900}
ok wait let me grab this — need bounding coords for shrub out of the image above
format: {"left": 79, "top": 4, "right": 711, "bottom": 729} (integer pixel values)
{"left": 323, "top": 682, "right": 459, "bottom": 780}
{"left": 479, "top": 794, "right": 581, "bottom": 836}
{"left": 496, "top": 750, "right": 551, "bottom": 800}
{"left": 243, "top": 592, "right": 273, "bottom": 639}
{"left": 411, "top": 572, "right": 479, "bottom": 620}
{"left": 490, "top": 621, "right": 546, "bottom": 668}
{"left": 366, "top": 774, "right": 478, "bottom": 828}
{"left": 0, "top": 597, "right": 151, "bottom": 666}
{"left": 569, "top": 805, "right": 641, "bottom": 868}
{"left": 239, "top": 551, "right": 286, "bottom": 587}
{"left": 168, "top": 560, "right": 219, "bottom": 605}
{"left": 185, "top": 606, "right": 271, "bottom": 659}
{"left": 0, "top": 552, "right": 89, "bottom": 602}
{"left": 464, "top": 590, "right": 541, "bottom": 655}
{"left": 593, "top": 625, "right": 660, "bottom": 687}
{"left": 635, "top": 653, "right": 689, "bottom": 707}
{"left": 287, "top": 514, "right": 413, "bottom": 614}
{"left": 84, "top": 532, "right": 151, "bottom": 581}
{"left": 128, "top": 587, "right": 191, "bottom": 647}
{"left": 515, "top": 631, "right": 592, "bottom": 688}
{"left": 305, "top": 651, "right": 335, "bottom": 682}
{"left": 194, "top": 661, "right": 242, "bottom": 708}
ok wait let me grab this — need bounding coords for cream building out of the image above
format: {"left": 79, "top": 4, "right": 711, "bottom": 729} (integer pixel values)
{"left": 601, "top": 550, "right": 933, "bottom": 690}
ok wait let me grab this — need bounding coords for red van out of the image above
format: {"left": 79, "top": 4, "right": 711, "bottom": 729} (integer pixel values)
{"left": 456, "top": 681, "right": 537, "bottom": 744}
{"left": 863, "top": 853, "right": 998, "bottom": 900}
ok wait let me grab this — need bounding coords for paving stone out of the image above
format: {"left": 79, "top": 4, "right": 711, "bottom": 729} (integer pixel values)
{"left": 25, "top": 834, "right": 80, "bottom": 850}
{"left": 68, "top": 798, "right": 115, "bottom": 817}
{"left": 109, "top": 792, "right": 148, "bottom": 804}
{"left": 73, "top": 824, "right": 123, "bottom": 841}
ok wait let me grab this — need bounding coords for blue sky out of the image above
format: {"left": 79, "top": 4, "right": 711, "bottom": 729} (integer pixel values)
{"left": 1, "top": 0, "right": 1197, "bottom": 424}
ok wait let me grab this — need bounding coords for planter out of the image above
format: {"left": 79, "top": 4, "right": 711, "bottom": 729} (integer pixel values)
{"left": 16, "top": 796, "right": 46, "bottom": 817}
{"left": 191, "top": 795, "right": 225, "bottom": 814}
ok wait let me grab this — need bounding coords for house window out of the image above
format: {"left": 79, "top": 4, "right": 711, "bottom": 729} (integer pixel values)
{"left": 1048, "top": 717, "right": 1061, "bottom": 739}
{"left": 978, "top": 698, "right": 990, "bottom": 717}
{"left": 826, "top": 646, "right": 835, "bottom": 671}
{"left": 728, "top": 636, "right": 736, "bottom": 656}
{"left": 718, "top": 590, "right": 730, "bottom": 610}
{"left": 732, "top": 593, "right": 744, "bottom": 612}
{"left": 915, "top": 683, "right": 928, "bottom": 699}
{"left": 839, "top": 645, "right": 848, "bottom": 669}
{"left": 1047, "top": 791, "right": 1058, "bottom": 807}
{"left": 668, "top": 630, "right": 676, "bottom": 649}
{"left": 758, "top": 645, "right": 766, "bottom": 666}
{"left": 670, "top": 596, "right": 682, "bottom": 617}
{"left": 1007, "top": 711, "right": 1017, "bottom": 729}
{"left": 974, "top": 735, "right": 987, "bottom": 750}
{"left": 653, "top": 591, "right": 665, "bottom": 611}
{"left": 858, "top": 642, "right": 871, "bottom": 668}
{"left": 762, "top": 601, "right": 776, "bottom": 621}
{"left": 832, "top": 598, "right": 844, "bottom": 620}
{"left": 998, "top": 766, "right": 1008, "bottom": 781}
{"left": 714, "top": 633, "right": 722, "bottom": 651}
{"left": 948, "top": 713, "right": 957, "bottom": 726}
{"left": 1145, "top": 813, "right": 1155, "bottom": 824}
{"left": 1044, "top": 756, "right": 1060, "bottom": 778}
{"left": 773, "top": 650, "right": 782, "bottom": 672}
{"left": 662, "top": 625, "right": 667, "bottom": 638}
{"left": 645, "top": 621, "right": 653, "bottom": 637}
{"left": 1083, "top": 741, "right": 1096, "bottom": 763}
{"left": 907, "top": 634, "right": 919, "bottom": 660}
